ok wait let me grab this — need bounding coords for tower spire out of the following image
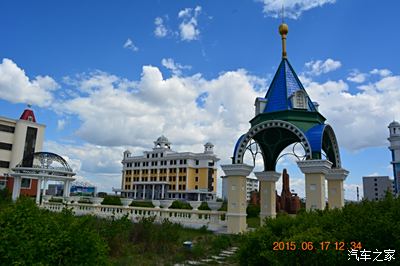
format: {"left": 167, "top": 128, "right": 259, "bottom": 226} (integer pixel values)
{"left": 278, "top": 9, "right": 288, "bottom": 59}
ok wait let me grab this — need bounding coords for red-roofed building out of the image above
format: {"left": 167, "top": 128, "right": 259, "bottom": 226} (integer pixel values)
{"left": 0, "top": 107, "right": 45, "bottom": 197}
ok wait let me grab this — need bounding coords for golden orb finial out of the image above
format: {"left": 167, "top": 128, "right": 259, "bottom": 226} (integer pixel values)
{"left": 279, "top": 23, "right": 288, "bottom": 36}
{"left": 279, "top": 23, "right": 289, "bottom": 58}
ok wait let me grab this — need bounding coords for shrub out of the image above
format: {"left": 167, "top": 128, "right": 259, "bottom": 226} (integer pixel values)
{"left": 0, "top": 197, "right": 108, "bottom": 265}
{"left": 170, "top": 200, "right": 192, "bottom": 210}
{"left": 246, "top": 203, "right": 260, "bottom": 218}
{"left": 198, "top": 202, "right": 211, "bottom": 210}
{"left": 101, "top": 196, "right": 122, "bottom": 206}
{"left": 130, "top": 201, "right": 154, "bottom": 208}
{"left": 48, "top": 197, "right": 63, "bottom": 203}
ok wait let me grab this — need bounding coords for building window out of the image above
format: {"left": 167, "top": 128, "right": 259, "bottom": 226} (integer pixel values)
{"left": 374, "top": 178, "right": 377, "bottom": 182}
{"left": 374, "top": 183, "right": 377, "bottom": 186}
{"left": 292, "top": 91, "right": 307, "bottom": 109}
{"left": 195, "top": 169, "right": 199, "bottom": 174}
{"left": 195, "top": 177, "right": 198, "bottom": 182}
{"left": 0, "top": 142, "right": 12, "bottom": 151}
{"left": 0, "top": 124, "right": 15, "bottom": 133}
{"left": 0, "top": 160, "right": 10, "bottom": 168}
{"left": 147, "top": 154, "right": 150, "bottom": 158}
{"left": 21, "top": 178, "right": 31, "bottom": 189}
{"left": 195, "top": 185, "right": 198, "bottom": 190}
{"left": 195, "top": 160, "right": 199, "bottom": 165}
{"left": 374, "top": 188, "right": 378, "bottom": 191}
{"left": 182, "top": 185, "right": 186, "bottom": 190}
{"left": 375, "top": 193, "right": 378, "bottom": 196}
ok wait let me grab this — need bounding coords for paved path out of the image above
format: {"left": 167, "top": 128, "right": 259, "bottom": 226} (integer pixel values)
{"left": 174, "top": 246, "right": 239, "bottom": 266}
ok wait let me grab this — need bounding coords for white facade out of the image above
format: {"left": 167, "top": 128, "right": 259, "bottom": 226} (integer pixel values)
{"left": 388, "top": 121, "right": 400, "bottom": 195}
{"left": 362, "top": 176, "right": 393, "bottom": 201}
{"left": 0, "top": 110, "right": 45, "bottom": 177}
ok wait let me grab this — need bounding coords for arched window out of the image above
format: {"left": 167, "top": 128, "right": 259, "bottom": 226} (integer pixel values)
{"left": 291, "top": 91, "right": 307, "bottom": 109}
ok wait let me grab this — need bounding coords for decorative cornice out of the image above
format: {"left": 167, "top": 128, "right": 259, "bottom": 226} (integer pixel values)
{"left": 254, "top": 171, "right": 280, "bottom": 182}
{"left": 297, "top": 160, "right": 332, "bottom": 174}
{"left": 325, "top": 168, "right": 349, "bottom": 181}
{"left": 221, "top": 164, "right": 254, "bottom": 177}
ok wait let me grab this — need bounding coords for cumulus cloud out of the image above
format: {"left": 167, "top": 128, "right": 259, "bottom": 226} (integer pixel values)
{"left": 305, "top": 58, "right": 341, "bottom": 76}
{"left": 123, "top": 38, "right": 139, "bottom": 52}
{"left": 370, "top": 68, "right": 392, "bottom": 77}
{"left": 347, "top": 70, "right": 367, "bottom": 83}
{"left": 304, "top": 73, "right": 400, "bottom": 151}
{"left": 178, "top": 6, "right": 202, "bottom": 41}
{"left": 57, "top": 119, "right": 66, "bottom": 130}
{"left": 161, "top": 58, "right": 191, "bottom": 76}
{"left": 0, "top": 58, "right": 58, "bottom": 107}
{"left": 259, "top": 0, "right": 336, "bottom": 19}
{"left": 154, "top": 17, "right": 168, "bottom": 38}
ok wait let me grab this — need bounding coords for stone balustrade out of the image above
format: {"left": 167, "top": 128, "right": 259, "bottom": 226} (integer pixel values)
{"left": 41, "top": 202, "right": 227, "bottom": 232}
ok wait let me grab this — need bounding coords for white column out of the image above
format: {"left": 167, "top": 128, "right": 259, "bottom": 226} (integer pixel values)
{"left": 326, "top": 168, "right": 349, "bottom": 209}
{"left": 143, "top": 184, "right": 146, "bottom": 199}
{"left": 134, "top": 185, "right": 137, "bottom": 199}
{"left": 12, "top": 176, "right": 21, "bottom": 201}
{"left": 152, "top": 184, "right": 155, "bottom": 199}
{"left": 221, "top": 164, "right": 254, "bottom": 234}
{"left": 297, "top": 160, "right": 332, "bottom": 211}
{"left": 254, "top": 171, "right": 280, "bottom": 224}
{"left": 42, "top": 178, "right": 47, "bottom": 197}
{"left": 161, "top": 184, "right": 165, "bottom": 199}
{"left": 197, "top": 192, "right": 200, "bottom": 202}
{"left": 36, "top": 179, "right": 42, "bottom": 204}
{"left": 175, "top": 168, "right": 179, "bottom": 191}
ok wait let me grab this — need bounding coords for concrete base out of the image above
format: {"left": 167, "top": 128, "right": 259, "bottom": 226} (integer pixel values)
{"left": 298, "top": 160, "right": 332, "bottom": 211}
{"left": 326, "top": 168, "right": 348, "bottom": 209}
{"left": 221, "top": 164, "right": 253, "bottom": 234}
{"left": 255, "top": 171, "right": 280, "bottom": 225}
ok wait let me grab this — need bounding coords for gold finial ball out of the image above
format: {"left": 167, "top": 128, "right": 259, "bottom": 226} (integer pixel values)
{"left": 279, "top": 23, "right": 288, "bottom": 35}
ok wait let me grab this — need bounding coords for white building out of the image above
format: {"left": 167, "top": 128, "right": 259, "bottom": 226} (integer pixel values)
{"left": 388, "top": 121, "right": 400, "bottom": 195}
{"left": 221, "top": 175, "right": 259, "bottom": 201}
{"left": 0, "top": 107, "right": 45, "bottom": 195}
{"left": 362, "top": 176, "right": 393, "bottom": 201}
{"left": 114, "top": 136, "right": 219, "bottom": 201}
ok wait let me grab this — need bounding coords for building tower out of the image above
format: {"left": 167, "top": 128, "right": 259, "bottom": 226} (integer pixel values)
{"left": 388, "top": 121, "right": 400, "bottom": 194}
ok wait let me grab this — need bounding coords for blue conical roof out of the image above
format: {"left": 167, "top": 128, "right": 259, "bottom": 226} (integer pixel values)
{"left": 263, "top": 58, "right": 317, "bottom": 113}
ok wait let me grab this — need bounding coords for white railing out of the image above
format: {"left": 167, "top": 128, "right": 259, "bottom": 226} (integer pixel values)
{"left": 41, "top": 202, "right": 227, "bottom": 232}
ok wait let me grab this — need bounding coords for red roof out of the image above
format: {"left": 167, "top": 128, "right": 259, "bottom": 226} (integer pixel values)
{"left": 20, "top": 109, "right": 36, "bottom": 122}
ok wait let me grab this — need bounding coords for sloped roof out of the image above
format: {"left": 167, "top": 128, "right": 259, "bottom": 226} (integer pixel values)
{"left": 263, "top": 58, "right": 317, "bottom": 113}
{"left": 20, "top": 108, "right": 36, "bottom": 122}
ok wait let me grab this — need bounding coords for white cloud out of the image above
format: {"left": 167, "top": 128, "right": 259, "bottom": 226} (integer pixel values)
{"left": 178, "top": 6, "right": 202, "bottom": 41}
{"left": 304, "top": 72, "right": 400, "bottom": 151}
{"left": 123, "top": 38, "right": 139, "bottom": 52}
{"left": 0, "top": 58, "right": 58, "bottom": 107}
{"left": 154, "top": 17, "right": 168, "bottom": 38}
{"left": 161, "top": 58, "right": 191, "bottom": 76}
{"left": 305, "top": 58, "right": 341, "bottom": 76}
{"left": 57, "top": 119, "right": 66, "bottom": 130}
{"left": 370, "top": 68, "right": 392, "bottom": 77}
{"left": 347, "top": 70, "right": 367, "bottom": 83}
{"left": 259, "top": 0, "right": 336, "bottom": 19}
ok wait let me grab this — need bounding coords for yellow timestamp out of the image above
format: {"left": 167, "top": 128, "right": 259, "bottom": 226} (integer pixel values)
{"left": 272, "top": 241, "right": 362, "bottom": 251}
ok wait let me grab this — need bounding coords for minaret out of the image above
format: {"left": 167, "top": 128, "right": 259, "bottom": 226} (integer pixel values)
{"left": 388, "top": 121, "right": 400, "bottom": 194}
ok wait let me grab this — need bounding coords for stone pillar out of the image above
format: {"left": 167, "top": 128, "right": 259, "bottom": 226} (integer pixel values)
{"left": 63, "top": 181, "right": 68, "bottom": 197}
{"left": 143, "top": 184, "right": 146, "bottom": 199}
{"left": 254, "top": 171, "right": 280, "bottom": 225}
{"left": 36, "top": 179, "right": 42, "bottom": 204}
{"left": 221, "top": 164, "right": 254, "bottom": 234}
{"left": 326, "top": 168, "right": 349, "bottom": 209}
{"left": 134, "top": 185, "right": 137, "bottom": 199}
{"left": 152, "top": 184, "right": 155, "bottom": 200}
{"left": 161, "top": 184, "right": 164, "bottom": 199}
{"left": 297, "top": 160, "right": 332, "bottom": 211}
{"left": 12, "top": 176, "right": 22, "bottom": 201}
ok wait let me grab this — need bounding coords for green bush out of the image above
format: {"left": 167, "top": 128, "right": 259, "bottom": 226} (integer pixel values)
{"left": 218, "top": 201, "right": 227, "bottom": 211}
{"left": 101, "top": 196, "right": 122, "bottom": 206}
{"left": 198, "top": 202, "right": 211, "bottom": 210}
{"left": 246, "top": 203, "right": 260, "bottom": 218}
{"left": 130, "top": 201, "right": 155, "bottom": 208}
{"left": 170, "top": 200, "right": 192, "bottom": 210}
{"left": 238, "top": 194, "right": 400, "bottom": 265}
{"left": 0, "top": 197, "right": 108, "bottom": 265}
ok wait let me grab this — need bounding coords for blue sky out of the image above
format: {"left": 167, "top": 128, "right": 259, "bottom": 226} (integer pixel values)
{"left": 1, "top": 0, "right": 399, "bottom": 199}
